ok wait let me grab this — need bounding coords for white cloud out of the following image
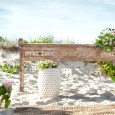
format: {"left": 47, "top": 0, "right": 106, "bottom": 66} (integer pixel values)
{"left": 0, "top": 0, "right": 115, "bottom": 43}
{"left": 102, "top": 0, "right": 115, "bottom": 5}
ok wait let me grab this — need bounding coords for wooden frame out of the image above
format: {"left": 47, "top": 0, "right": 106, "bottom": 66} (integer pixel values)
{"left": 18, "top": 38, "right": 115, "bottom": 92}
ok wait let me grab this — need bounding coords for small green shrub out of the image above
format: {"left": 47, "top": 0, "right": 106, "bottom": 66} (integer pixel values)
{"left": 96, "top": 61, "right": 115, "bottom": 81}
{"left": 95, "top": 28, "right": 115, "bottom": 51}
{"left": 38, "top": 60, "right": 58, "bottom": 70}
{"left": 95, "top": 28, "right": 115, "bottom": 81}
{"left": 38, "top": 34, "right": 54, "bottom": 43}
{"left": 23, "top": 39, "right": 28, "bottom": 43}
{"left": 31, "top": 39, "right": 38, "bottom": 43}
{"left": 0, "top": 36, "right": 7, "bottom": 42}
{"left": 0, "top": 63, "right": 19, "bottom": 74}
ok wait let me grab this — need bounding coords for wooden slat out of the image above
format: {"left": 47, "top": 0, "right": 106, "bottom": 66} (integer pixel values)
{"left": 22, "top": 45, "right": 115, "bottom": 61}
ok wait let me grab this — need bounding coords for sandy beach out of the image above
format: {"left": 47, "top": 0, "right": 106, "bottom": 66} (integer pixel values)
{"left": 0, "top": 50, "right": 115, "bottom": 114}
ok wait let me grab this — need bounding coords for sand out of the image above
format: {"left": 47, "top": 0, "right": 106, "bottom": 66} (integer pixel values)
{"left": 0, "top": 50, "right": 115, "bottom": 114}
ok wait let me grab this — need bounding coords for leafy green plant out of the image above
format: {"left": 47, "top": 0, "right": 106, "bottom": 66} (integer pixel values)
{"left": 31, "top": 39, "right": 38, "bottom": 43}
{"left": 95, "top": 28, "right": 115, "bottom": 51}
{"left": 38, "top": 34, "right": 54, "bottom": 43}
{"left": 21, "top": 34, "right": 55, "bottom": 44}
{"left": 0, "top": 36, "right": 7, "bottom": 42}
{"left": 96, "top": 61, "right": 115, "bottom": 81}
{"left": 0, "top": 80, "right": 12, "bottom": 108}
{"left": 23, "top": 39, "right": 28, "bottom": 43}
{"left": 0, "top": 63, "right": 19, "bottom": 74}
{"left": 38, "top": 60, "right": 58, "bottom": 70}
{"left": 95, "top": 28, "right": 115, "bottom": 82}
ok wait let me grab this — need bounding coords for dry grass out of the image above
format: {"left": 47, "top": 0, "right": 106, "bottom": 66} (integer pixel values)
{"left": 0, "top": 45, "right": 19, "bottom": 52}
{"left": 0, "top": 42, "right": 19, "bottom": 52}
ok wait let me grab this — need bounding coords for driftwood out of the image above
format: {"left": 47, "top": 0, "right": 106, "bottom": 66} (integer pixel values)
{"left": 18, "top": 38, "right": 115, "bottom": 92}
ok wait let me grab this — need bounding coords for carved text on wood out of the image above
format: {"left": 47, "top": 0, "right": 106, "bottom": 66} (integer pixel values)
{"left": 24, "top": 49, "right": 96, "bottom": 59}
{"left": 100, "top": 51, "right": 115, "bottom": 57}
{"left": 25, "top": 51, "right": 58, "bottom": 57}
{"left": 62, "top": 50, "right": 96, "bottom": 58}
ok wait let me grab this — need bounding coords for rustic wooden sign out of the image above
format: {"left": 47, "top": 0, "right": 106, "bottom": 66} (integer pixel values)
{"left": 18, "top": 38, "right": 115, "bottom": 92}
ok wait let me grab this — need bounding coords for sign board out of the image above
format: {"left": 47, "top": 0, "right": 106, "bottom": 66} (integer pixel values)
{"left": 18, "top": 38, "right": 115, "bottom": 92}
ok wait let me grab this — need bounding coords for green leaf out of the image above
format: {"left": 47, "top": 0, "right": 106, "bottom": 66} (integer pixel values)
{"left": 5, "top": 100, "right": 11, "bottom": 108}
{"left": 0, "top": 87, "right": 6, "bottom": 95}
{"left": 111, "top": 77, "right": 115, "bottom": 82}
{"left": 3, "top": 64, "right": 8, "bottom": 69}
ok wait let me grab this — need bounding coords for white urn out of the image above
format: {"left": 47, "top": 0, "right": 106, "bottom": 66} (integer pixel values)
{"left": 38, "top": 68, "right": 61, "bottom": 98}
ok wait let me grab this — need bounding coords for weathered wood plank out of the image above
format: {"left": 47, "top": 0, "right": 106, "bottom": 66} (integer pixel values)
{"left": 22, "top": 44, "right": 115, "bottom": 61}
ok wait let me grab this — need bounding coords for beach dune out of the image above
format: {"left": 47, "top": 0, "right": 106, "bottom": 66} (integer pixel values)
{"left": 0, "top": 50, "right": 115, "bottom": 109}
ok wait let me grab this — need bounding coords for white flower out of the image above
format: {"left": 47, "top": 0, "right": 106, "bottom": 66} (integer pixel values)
{"left": 2, "top": 80, "right": 12, "bottom": 91}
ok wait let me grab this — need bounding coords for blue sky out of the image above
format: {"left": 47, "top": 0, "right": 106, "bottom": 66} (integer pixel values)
{"left": 0, "top": 0, "right": 115, "bottom": 43}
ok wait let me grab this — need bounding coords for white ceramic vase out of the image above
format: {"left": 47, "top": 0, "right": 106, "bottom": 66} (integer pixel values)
{"left": 38, "top": 68, "right": 61, "bottom": 98}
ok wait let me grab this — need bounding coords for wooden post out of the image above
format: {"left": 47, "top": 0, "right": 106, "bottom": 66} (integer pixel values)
{"left": 18, "top": 38, "right": 24, "bottom": 92}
